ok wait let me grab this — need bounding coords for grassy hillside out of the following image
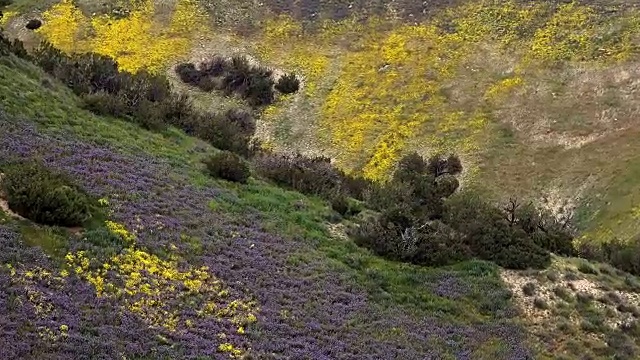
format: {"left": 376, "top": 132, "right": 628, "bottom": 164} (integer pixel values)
{"left": 3, "top": 0, "right": 640, "bottom": 358}
{"left": 3, "top": 0, "right": 639, "bottom": 245}
{"left": 0, "top": 52, "right": 534, "bottom": 359}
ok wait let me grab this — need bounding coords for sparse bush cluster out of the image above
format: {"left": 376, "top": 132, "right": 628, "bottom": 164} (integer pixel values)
{"left": 176, "top": 55, "right": 299, "bottom": 106}
{"left": 25, "top": 19, "right": 42, "bottom": 30}
{"left": 576, "top": 239, "right": 640, "bottom": 277}
{"left": 26, "top": 41, "right": 259, "bottom": 157}
{"left": 1, "top": 160, "right": 95, "bottom": 227}
{"left": 350, "top": 152, "right": 575, "bottom": 270}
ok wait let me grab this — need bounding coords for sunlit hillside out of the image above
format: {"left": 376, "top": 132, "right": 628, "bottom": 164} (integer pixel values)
{"left": 3, "top": 0, "right": 640, "bottom": 358}
{"left": 5, "top": 0, "right": 640, "bottom": 245}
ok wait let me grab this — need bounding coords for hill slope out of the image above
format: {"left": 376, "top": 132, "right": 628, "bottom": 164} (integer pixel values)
{"left": 0, "top": 53, "right": 535, "bottom": 359}
{"left": 3, "top": 0, "right": 640, "bottom": 358}
{"left": 4, "top": 0, "right": 639, "bottom": 244}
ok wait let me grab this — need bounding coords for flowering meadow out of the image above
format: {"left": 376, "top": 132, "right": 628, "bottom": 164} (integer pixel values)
{"left": 4, "top": 0, "right": 638, "bottom": 245}
{"left": 3, "top": 0, "right": 640, "bottom": 357}
{"left": 0, "top": 46, "right": 538, "bottom": 357}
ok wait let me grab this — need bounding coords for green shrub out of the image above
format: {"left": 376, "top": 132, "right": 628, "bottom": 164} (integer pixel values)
{"left": 1, "top": 161, "right": 94, "bottom": 227}
{"left": 253, "top": 153, "right": 342, "bottom": 196}
{"left": 339, "top": 173, "right": 372, "bottom": 201}
{"left": 193, "top": 112, "right": 253, "bottom": 156}
{"left": 81, "top": 92, "right": 129, "bottom": 118}
{"left": 408, "top": 221, "right": 472, "bottom": 266}
{"left": 199, "top": 56, "right": 227, "bottom": 77}
{"left": 577, "top": 260, "right": 599, "bottom": 275}
{"left": 203, "top": 151, "right": 251, "bottom": 183}
{"left": 220, "top": 56, "right": 275, "bottom": 106}
{"left": 175, "top": 62, "right": 201, "bottom": 85}
{"left": 197, "top": 76, "right": 217, "bottom": 92}
{"left": 533, "top": 297, "right": 548, "bottom": 310}
{"left": 444, "top": 193, "right": 551, "bottom": 269}
{"left": 275, "top": 73, "right": 300, "bottom": 94}
{"left": 330, "top": 193, "right": 350, "bottom": 216}
{"left": 522, "top": 282, "right": 537, "bottom": 296}
{"left": 0, "top": 0, "right": 13, "bottom": 8}
{"left": 0, "top": 33, "right": 30, "bottom": 59}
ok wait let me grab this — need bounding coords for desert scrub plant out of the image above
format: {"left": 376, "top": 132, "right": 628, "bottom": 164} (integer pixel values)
{"left": 203, "top": 151, "right": 251, "bottom": 183}
{"left": 522, "top": 282, "right": 537, "bottom": 296}
{"left": 533, "top": 297, "right": 549, "bottom": 310}
{"left": 330, "top": 192, "right": 350, "bottom": 216}
{"left": 253, "top": 152, "right": 343, "bottom": 197}
{"left": 175, "top": 62, "right": 202, "bottom": 85}
{"left": 1, "top": 161, "right": 94, "bottom": 227}
{"left": 275, "top": 73, "right": 299, "bottom": 94}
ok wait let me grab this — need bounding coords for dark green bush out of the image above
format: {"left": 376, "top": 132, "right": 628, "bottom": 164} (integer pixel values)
{"left": 444, "top": 193, "right": 551, "bottom": 269}
{"left": 81, "top": 91, "right": 129, "bottom": 118}
{"left": 0, "top": 0, "right": 12, "bottom": 8}
{"left": 193, "top": 112, "right": 253, "bottom": 156}
{"left": 133, "top": 99, "right": 168, "bottom": 131}
{"left": 199, "top": 56, "right": 227, "bottom": 77}
{"left": 275, "top": 73, "right": 300, "bottom": 94}
{"left": 522, "top": 282, "right": 537, "bottom": 296}
{"left": 197, "top": 76, "right": 217, "bottom": 92}
{"left": 0, "top": 33, "right": 30, "bottom": 59}
{"left": 330, "top": 193, "right": 350, "bottom": 216}
{"left": 408, "top": 221, "right": 472, "bottom": 266}
{"left": 175, "top": 63, "right": 201, "bottom": 85}
{"left": 253, "top": 153, "right": 342, "bottom": 196}
{"left": 220, "top": 56, "right": 275, "bottom": 106}
{"left": 1, "top": 161, "right": 94, "bottom": 227}
{"left": 339, "top": 173, "right": 373, "bottom": 201}
{"left": 203, "top": 151, "right": 251, "bottom": 183}
{"left": 25, "top": 19, "right": 42, "bottom": 30}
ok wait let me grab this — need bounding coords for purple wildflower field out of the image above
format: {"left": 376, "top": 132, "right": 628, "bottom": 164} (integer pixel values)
{"left": 0, "top": 112, "right": 534, "bottom": 359}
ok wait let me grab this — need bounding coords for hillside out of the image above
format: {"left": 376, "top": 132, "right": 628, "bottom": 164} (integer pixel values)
{"left": 3, "top": 0, "right": 639, "bottom": 243}
{"left": 3, "top": 0, "right": 640, "bottom": 359}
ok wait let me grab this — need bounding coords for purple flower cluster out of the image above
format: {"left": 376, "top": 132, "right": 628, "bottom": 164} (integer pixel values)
{"left": 0, "top": 114, "right": 534, "bottom": 359}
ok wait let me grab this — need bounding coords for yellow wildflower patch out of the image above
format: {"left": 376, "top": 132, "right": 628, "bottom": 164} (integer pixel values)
{"left": 65, "top": 221, "right": 258, "bottom": 356}
{"left": 37, "top": 0, "right": 91, "bottom": 53}
{"left": 37, "top": 0, "right": 209, "bottom": 73}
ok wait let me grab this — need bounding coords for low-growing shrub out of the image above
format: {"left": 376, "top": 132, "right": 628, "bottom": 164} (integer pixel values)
{"left": 1, "top": 161, "right": 94, "bottom": 227}
{"left": 0, "top": 33, "right": 30, "bottom": 59}
{"left": 522, "top": 282, "right": 537, "bottom": 296}
{"left": 175, "top": 63, "right": 201, "bottom": 85}
{"left": 253, "top": 152, "right": 342, "bottom": 196}
{"left": 275, "top": 73, "right": 300, "bottom": 94}
{"left": 199, "top": 56, "right": 227, "bottom": 77}
{"left": 444, "top": 193, "right": 551, "bottom": 269}
{"left": 203, "top": 151, "right": 251, "bottom": 183}
{"left": 533, "top": 297, "right": 548, "bottom": 310}
{"left": 193, "top": 112, "right": 253, "bottom": 156}
{"left": 330, "top": 193, "right": 350, "bottom": 216}
{"left": 197, "top": 76, "right": 217, "bottom": 92}
{"left": 553, "top": 286, "right": 573, "bottom": 301}
{"left": 81, "top": 91, "right": 129, "bottom": 118}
